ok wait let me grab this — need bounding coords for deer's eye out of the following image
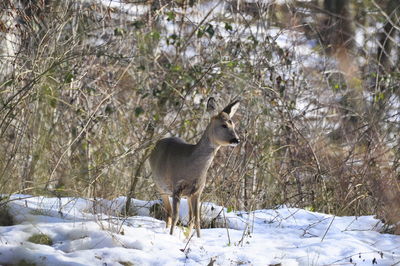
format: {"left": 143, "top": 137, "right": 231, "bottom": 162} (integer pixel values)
{"left": 222, "top": 124, "right": 228, "bottom": 128}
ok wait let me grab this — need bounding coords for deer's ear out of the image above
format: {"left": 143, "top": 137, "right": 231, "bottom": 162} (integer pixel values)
{"left": 222, "top": 100, "right": 240, "bottom": 118}
{"left": 206, "top": 97, "right": 216, "bottom": 112}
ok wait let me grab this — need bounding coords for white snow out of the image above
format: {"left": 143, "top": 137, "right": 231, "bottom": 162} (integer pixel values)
{"left": 1, "top": 195, "right": 399, "bottom": 265}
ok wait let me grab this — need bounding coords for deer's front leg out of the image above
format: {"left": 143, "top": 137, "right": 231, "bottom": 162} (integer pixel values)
{"left": 187, "top": 196, "right": 194, "bottom": 237}
{"left": 190, "top": 194, "right": 201, "bottom": 237}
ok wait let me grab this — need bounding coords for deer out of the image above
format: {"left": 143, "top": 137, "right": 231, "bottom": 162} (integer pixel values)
{"left": 149, "top": 99, "right": 240, "bottom": 237}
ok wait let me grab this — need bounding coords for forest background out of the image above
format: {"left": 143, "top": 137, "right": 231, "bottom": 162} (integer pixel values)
{"left": 1, "top": 0, "right": 399, "bottom": 234}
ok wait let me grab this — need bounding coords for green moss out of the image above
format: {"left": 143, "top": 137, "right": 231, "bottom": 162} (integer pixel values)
{"left": 28, "top": 233, "right": 53, "bottom": 246}
{"left": 16, "top": 260, "right": 37, "bottom": 266}
{"left": 119, "top": 262, "right": 134, "bottom": 266}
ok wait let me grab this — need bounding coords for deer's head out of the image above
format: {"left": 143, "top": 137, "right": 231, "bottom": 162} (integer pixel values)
{"left": 209, "top": 100, "right": 240, "bottom": 147}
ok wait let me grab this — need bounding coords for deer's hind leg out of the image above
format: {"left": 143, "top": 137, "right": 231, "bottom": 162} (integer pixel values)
{"left": 169, "top": 193, "right": 181, "bottom": 235}
{"left": 161, "top": 195, "right": 172, "bottom": 229}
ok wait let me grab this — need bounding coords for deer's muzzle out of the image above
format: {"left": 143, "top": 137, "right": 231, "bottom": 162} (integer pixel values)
{"left": 229, "top": 138, "right": 240, "bottom": 146}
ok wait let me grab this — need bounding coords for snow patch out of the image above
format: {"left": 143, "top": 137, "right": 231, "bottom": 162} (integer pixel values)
{"left": 0, "top": 195, "right": 399, "bottom": 265}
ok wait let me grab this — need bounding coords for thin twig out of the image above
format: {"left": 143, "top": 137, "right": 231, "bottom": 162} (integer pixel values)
{"left": 321, "top": 215, "right": 336, "bottom": 242}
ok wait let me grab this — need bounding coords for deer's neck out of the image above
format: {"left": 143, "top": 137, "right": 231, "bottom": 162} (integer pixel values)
{"left": 193, "top": 126, "right": 220, "bottom": 163}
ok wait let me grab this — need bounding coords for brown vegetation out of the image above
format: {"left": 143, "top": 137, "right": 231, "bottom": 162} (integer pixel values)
{"left": 0, "top": 0, "right": 399, "bottom": 233}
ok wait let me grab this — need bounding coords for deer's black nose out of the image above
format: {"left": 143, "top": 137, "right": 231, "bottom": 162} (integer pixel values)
{"left": 230, "top": 138, "right": 240, "bottom": 145}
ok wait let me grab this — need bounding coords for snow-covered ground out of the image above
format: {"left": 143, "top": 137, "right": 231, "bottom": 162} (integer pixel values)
{"left": 0, "top": 195, "right": 399, "bottom": 265}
